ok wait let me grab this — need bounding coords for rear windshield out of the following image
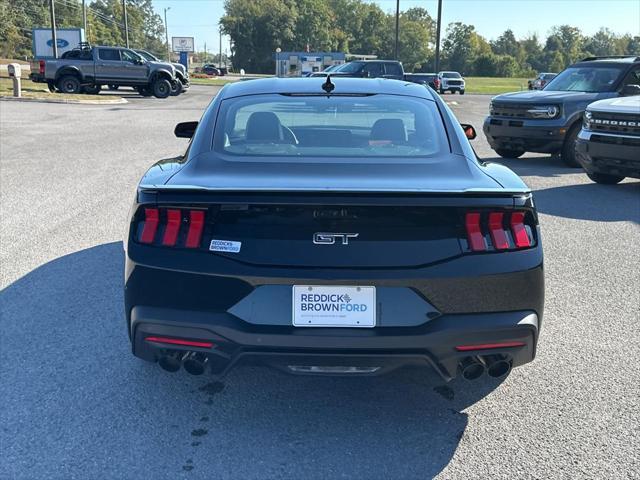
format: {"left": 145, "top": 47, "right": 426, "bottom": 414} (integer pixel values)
{"left": 544, "top": 66, "right": 624, "bottom": 92}
{"left": 214, "top": 94, "right": 446, "bottom": 158}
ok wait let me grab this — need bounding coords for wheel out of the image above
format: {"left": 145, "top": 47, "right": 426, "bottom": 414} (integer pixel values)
{"left": 460, "top": 90, "right": 465, "bottom": 95}
{"left": 82, "top": 84, "right": 101, "bottom": 95}
{"left": 57, "top": 75, "right": 81, "bottom": 94}
{"left": 561, "top": 125, "right": 582, "bottom": 168}
{"left": 439, "top": 89, "right": 445, "bottom": 94}
{"left": 47, "top": 81, "right": 56, "bottom": 93}
{"left": 108, "top": 85, "right": 119, "bottom": 91}
{"left": 169, "top": 80, "right": 181, "bottom": 96}
{"left": 586, "top": 172, "right": 625, "bottom": 184}
{"left": 152, "top": 78, "right": 172, "bottom": 98}
{"left": 137, "top": 86, "right": 152, "bottom": 97}
{"left": 495, "top": 148, "right": 525, "bottom": 159}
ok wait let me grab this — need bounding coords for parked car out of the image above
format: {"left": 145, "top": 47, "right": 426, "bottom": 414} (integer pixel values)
{"left": 438, "top": 71, "right": 465, "bottom": 94}
{"left": 483, "top": 55, "right": 640, "bottom": 166}
{"left": 576, "top": 94, "right": 640, "bottom": 184}
{"left": 528, "top": 72, "right": 557, "bottom": 90}
{"left": 311, "top": 60, "right": 404, "bottom": 80}
{"left": 405, "top": 73, "right": 441, "bottom": 91}
{"left": 124, "top": 77, "right": 543, "bottom": 383}
{"left": 29, "top": 44, "right": 178, "bottom": 98}
{"left": 201, "top": 64, "right": 221, "bottom": 76}
{"left": 134, "top": 49, "right": 189, "bottom": 95}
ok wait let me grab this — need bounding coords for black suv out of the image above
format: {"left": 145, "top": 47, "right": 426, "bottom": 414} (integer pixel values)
{"left": 483, "top": 56, "right": 640, "bottom": 166}
{"left": 311, "top": 60, "right": 404, "bottom": 80}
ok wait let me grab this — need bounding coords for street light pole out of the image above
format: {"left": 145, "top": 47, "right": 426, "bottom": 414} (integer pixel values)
{"left": 164, "top": 7, "right": 171, "bottom": 60}
{"left": 219, "top": 25, "right": 222, "bottom": 69}
{"left": 435, "top": 0, "right": 443, "bottom": 73}
{"left": 49, "top": 0, "right": 58, "bottom": 58}
{"left": 82, "top": 0, "right": 87, "bottom": 36}
{"left": 394, "top": 0, "right": 400, "bottom": 60}
{"left": 122, "top": 0, "right": 129, "bottom": 48}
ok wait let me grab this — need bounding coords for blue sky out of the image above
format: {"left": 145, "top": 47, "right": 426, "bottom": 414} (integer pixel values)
{"left": 152, "top": 0, "right": 640, "bottom": 54}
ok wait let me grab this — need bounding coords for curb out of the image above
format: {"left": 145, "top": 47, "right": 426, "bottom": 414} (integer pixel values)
{"left": 0, "top": 95, "right": 127, "bottom": 105}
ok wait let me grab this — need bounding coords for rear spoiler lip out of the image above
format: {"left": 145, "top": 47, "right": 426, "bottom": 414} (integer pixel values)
{"left": 140, "top": 184, "right": 531, "bottom": 195}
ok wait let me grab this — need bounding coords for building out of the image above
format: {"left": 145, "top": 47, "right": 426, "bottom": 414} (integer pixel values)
{"left": 274, "top": 51, "right": 346, "bottom": 77}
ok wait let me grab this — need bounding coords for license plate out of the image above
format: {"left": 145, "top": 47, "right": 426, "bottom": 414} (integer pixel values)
{"left": 292, "top": 285, "right": 376, "bottom": 328}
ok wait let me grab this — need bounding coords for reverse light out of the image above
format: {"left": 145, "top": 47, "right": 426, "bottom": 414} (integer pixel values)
{"left": 145, "top": 336, "right": 214, "bottom": 348}
{"left": 455, "top": 341, "right": 526, "bottom": 352}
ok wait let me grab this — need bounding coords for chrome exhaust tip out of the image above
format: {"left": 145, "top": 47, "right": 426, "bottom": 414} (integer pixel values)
{"left": 158, "top": 351, "right": 182, "bottom": 373}
{"left": 484, "top": 355, "right": 512, "bottom": 379}
{"left": 183, "top": 352, "right": 209, "bottom": 376}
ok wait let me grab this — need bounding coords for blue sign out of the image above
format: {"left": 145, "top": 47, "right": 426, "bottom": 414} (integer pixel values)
{"left": 46, "top": 38, "right": 69, "bottom": 48}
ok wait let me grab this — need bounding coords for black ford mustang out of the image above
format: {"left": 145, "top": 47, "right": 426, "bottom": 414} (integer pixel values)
{"left": 124, "top": 77, "right": 544, "bottom": 382}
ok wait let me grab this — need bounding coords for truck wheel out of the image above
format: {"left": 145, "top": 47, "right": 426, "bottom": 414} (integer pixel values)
{"left": 57, "top": 75, "right": 81, "bottom": 94}
{"left": 82, "top": 84, "right": 101, "bottom": 95}
{"left": 152, "top": 78, "right": 172, "bottom": 98}
{"left": 439, "top": 89, "right": 445, "bottom": 94}
{"left": 495, "top": 148, "right": 525, "bottom": 159}
{"left": 108, "top": 85, "right": 119, "bottom": 91}
{"left": 561, "top": 125, "right": 582, "bottom": 168}
{"left": 169, "top": 80, "right": 181, "bottom": 96}
{"left": 47, "top": 81, "right": 56, "bottom": 93}
{"left": 586, "top": 172, "right": 625, "bottom": 185}
{"left": 460, "top": 90, "right": 465, "bottom": 95}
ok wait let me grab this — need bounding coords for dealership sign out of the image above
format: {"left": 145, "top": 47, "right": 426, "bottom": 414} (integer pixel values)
{"left": 33, "top": 28, "right": 84, "bottom": 58}
{"left": 172, "top": 37, "right": 195, "bottom": 53}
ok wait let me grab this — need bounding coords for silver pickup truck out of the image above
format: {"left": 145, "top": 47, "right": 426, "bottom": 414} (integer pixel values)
{"left": 30, "top": 45, "right": 178, "bottom": 98}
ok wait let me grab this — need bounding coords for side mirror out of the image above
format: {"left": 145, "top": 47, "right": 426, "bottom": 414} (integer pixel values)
{"left": 174, "top": 121, "right": 198, "bottom": 138}
{"left": 621, "top": 84, "right": 640, "bottom": 97}
{"left": 460, "top": 123, "right": 477, "bottom": 140}
{"left": 362, "top": 70, "right": 370, "bottom": 78}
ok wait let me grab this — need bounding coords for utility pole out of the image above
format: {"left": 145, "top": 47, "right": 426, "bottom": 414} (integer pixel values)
{"left": 122, "top": 0, "right": 129, "bottom": 48}
{"left": 82, "top": 0, "right": 87, "bottom": 37}
{"left": 219, "top": 25, "right": 222, "bottom": 68}
{"left": 164, "top": 7, "right": 171, "bottom": 60}
{"left": 204, "top": 42, "right": 207, "bottom": 63}
{"left": 394, "top": 0, "right": 400, "bottom": 60}
{"left": 435, "top": 0, "right": 443, "bottom": 73}
{"left": 49, "top": 0, "right": 58, "bottom": 58}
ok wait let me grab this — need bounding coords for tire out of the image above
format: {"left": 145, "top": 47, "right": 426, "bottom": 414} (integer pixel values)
{"left": 137, "top": 86, "right": 152, "bottom": 97}
{"left": 57, "top": 75, "right": 81, "bottom": 94}
{"left": 108, "top": 85, "right": 119, "bottom": 91}
{"left": 439, "top": 89, "right": 445, "bottom": 94}
{"left": 47, "top": 81, "right": 56, "bottom": 93}
{"left": 586, "top": 172, "right": 625, "bottom": 185}
{"left": 169, "top": 80, "right": 181, "bottom": 96}
{"left": 82, "top": 84, "right": 101, "bottom": 95}
{"left": 495, "top": 148, "right": 525, "bottom": 159}
{"left": 561, "top": 124, "right": 582, "bottom": 168}
{"left": 460, "top": 90, "right": 465, "bottom": 95}
{"left": 152, "top": 78, "right": 172, "bottom": 98}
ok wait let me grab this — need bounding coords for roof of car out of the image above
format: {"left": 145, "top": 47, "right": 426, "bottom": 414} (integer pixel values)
{"left": 574, "top": 56, "right": 639, "bottom": 65}
{"left": 219, "top": 77, "right": 435, "bottom": 100}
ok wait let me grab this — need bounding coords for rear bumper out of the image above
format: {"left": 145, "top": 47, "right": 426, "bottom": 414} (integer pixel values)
{"left": 29, "top": 73, "right": 47, "bottom": 83}
{"left": 131, "top": 306, "right": 539, "bottom": 380}
{"left": 483, "top": 117, "right": 567, "bottom": 153}
{"left": 576, "top": 131, "right": 640, "bottom": 178}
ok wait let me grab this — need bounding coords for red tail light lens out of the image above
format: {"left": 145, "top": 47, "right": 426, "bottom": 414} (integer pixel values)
{"left": 162, "top": 209, "right": 182, "bottom": 246}
{"left": 465, "top": 212, "right": 486, "bottom": 251}
{"left": 455, "top": 341, "right": 526, "bottom": 352}
{"left": 510, "top": 212, "right": 531, "bottom": 248}
{"left": 39, "top": 60, "right": 45, "bottom": 75}
{"left": 140, "top": 208, "right": 159, "bottom": 244}
{"left": 185, "top": 210, "right": 205, "bottom": 248}
{"left": 465, "top": 210, "right": 533, "bottom": 252}
{"left": 137, "top": 207, "right": 206, "bottom": 248}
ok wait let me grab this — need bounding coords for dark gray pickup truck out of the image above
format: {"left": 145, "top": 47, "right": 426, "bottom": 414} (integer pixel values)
{"left": 30, "top": 45, "right": 178, "bottom": 98}
{"left": 483, "top": 56, "right": 640, "bottom": 166}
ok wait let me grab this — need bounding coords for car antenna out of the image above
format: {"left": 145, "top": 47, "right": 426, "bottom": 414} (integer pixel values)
{"left": 322, "top": 75, "right": 335, "bottom": 94}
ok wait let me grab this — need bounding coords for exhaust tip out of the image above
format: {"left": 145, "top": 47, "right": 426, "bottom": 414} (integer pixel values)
{"left": 484, "top": 355, "right": 512, "bottom": 379}
{"left": 460, "top": 357, "right": 485, "bottom": 381}
{"left": 183, "top": 352, "right": 209, "bottom": 376}
{"left": 158, "top": 351, "right": 182, "bottom": 373}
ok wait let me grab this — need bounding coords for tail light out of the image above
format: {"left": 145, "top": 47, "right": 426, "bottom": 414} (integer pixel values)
{"left": 434, "top": 78, "right": 440, "bottom": 89}
{"left": 137, "top": 207, "right": 206, "bottom": 249}
{"left": 39, "top": 60, "right": 45, "bottom": 75}
{"left": 464, "top": 210, "right": 534, "bottom": 252}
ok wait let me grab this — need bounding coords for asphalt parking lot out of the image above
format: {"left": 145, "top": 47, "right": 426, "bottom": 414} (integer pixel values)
{"left": 1, "top": 85, "right": 639, "bottom": 479}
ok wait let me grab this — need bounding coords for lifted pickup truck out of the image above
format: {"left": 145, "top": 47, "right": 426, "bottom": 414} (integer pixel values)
{"left": 576, "top": 95, "right": 640, "bottom": 184}
{"left": 483, "top": 56, "right": 640, "bottom": 166}
{"left": 134, "top": 49, "right": 189, "bottom": 94}
{"left": 30, "top": 44, "right": 178, "bottom": 98}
